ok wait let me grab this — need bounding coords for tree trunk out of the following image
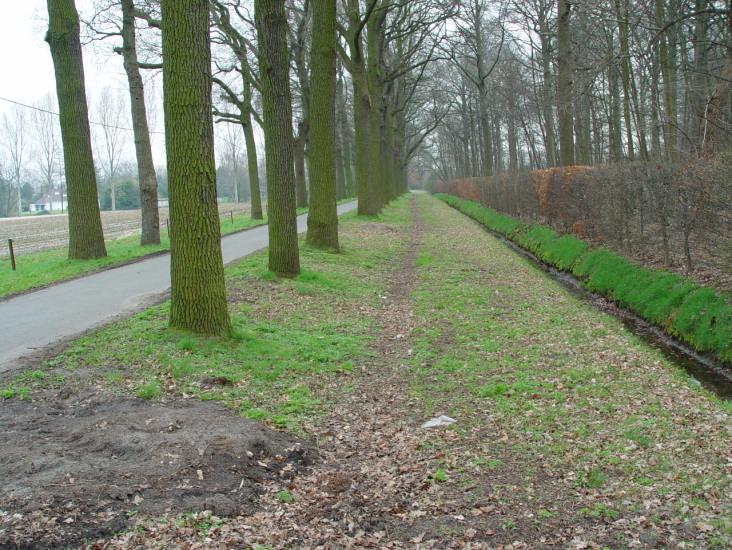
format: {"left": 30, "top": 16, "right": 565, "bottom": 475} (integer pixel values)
{"left": 656, "top": 0, "right": 679, "bottom": 161}
{"left": 335, "top": 129, "right": 346, "bottom": 200}
{"left": 293, "top": 5, "right": 310, "bottom": 210}
{"left": 701, "top": 0, "right": 732, "bottom": 155}
{"left": 242, "top": 114, "right": 263, "bottom": 219}
{"left": 692, "top": 0, "right": 710, "bottom": 146}
{"left": 539, "top": 24, "right": 557, "bottom": 167}
{"left": 477, "top": 85, "right": 493, "bottom": 176}
{"left": 557, "top": 0, "right": 574, "bottom": 165}
{"left": 609, "top": 63, "right": 624, "bottom": 161}
{"left": 161, "top": 0, "right": 231, "bottom": 335}
{"left": 366, "top": 9, "right": 386, "bottom": 211}
{"left": 337, "top": 77, "right": 355, "bottom": 198}
{"left": 306, "top": 0, "right": 339, "bottom": 249}
{"left": 45, "top": 0, "right": 107, "bottom": 260}
{"left": 345, "top": 0, "right": 377, "bottom": 215}
{"left": 121, "top": 0, "right": 160, "bottom": 245}
{"left": 255, "top": 0, "right": 300, "bottom": 276}
{"left": 352, "top": 63, "right": 375, "bottom": 214}
{"left": 615, "top": 0, "right": 635, "bottom": 161}
{"left": 294, "top": 121, "right": 309, "bottom": 208}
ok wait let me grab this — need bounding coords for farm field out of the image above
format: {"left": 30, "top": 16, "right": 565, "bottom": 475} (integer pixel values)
{"left": 0, "top": 202, "right": 253, "bottom": 258}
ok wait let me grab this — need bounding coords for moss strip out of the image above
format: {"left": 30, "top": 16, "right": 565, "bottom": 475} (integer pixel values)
{"left": 436, "top": 193, "right": 732, "bottom": 364}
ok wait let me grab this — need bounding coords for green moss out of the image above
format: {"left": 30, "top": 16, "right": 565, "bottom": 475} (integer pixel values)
{"left": 541, "top": 234, "right": 589, "bottom": 270}
{"left": 515, "top": 225, "right": 559, "bottom": 256}
{"left": 671, "top": 288, "right": 732, "bottom": 362}
{"left": 437, "top": 194, "right": 732, "bottom": 366}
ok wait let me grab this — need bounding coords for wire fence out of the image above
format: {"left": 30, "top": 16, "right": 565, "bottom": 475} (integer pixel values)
{"left": 0, "top": 203, "right": 252, "bottom": 259}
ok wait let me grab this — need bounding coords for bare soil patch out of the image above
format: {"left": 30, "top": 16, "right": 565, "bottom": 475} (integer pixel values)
{"left": 0, "top": 387, "right": 313, "bottom": 549}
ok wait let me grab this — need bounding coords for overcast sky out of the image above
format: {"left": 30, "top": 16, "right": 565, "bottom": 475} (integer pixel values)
{"left": 0, "top": 0, "right": 167, "bottom": 164}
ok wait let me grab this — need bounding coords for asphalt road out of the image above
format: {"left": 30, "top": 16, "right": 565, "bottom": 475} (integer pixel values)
{"left": 0, "top": 201, "right": 358, "bottom": 373}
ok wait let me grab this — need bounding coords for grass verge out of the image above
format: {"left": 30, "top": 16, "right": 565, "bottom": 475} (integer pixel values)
{"left": 436, "top": 193, "right": 732, "bottom": 365}
{"left": 409, "top": 194, "right": 730, "bottom": 547}
{"left": 2, "top": 197, "right": 408, "bottom": 433}
{"left": 5, "top": 194, "right": 730, "bottom": 547}
{"left": 0, "top": 199, "right": 356, "bottom": 300}
{"left": 0, "top": 215, "right": 263, "bottom": 299}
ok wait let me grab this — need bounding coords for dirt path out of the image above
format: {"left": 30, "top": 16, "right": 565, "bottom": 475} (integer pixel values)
{"left": 235, "top": 195, "right": 431, "bottom": 546}
{"left": 3, "top": 194, "right": 729, "bottom": 549}
{"left": 96, "top": 195, "right": 439, "bottom": 549}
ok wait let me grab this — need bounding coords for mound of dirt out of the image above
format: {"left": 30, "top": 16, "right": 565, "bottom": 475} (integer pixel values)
{"left": 0, "top": 388, "right": 314, "bottom": 549}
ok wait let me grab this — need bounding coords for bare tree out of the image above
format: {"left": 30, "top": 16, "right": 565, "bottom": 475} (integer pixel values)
{"left": 220, "top": 122, "right": 244, "bottom": 203}
{"left": 1, "top": 106, "right": 27, "bottom": 216}
{"left": 32, "top": 95, "right": 63, "bottom": 200}
{"left": 95, "top": 87, "right": 128, "bottom": 211}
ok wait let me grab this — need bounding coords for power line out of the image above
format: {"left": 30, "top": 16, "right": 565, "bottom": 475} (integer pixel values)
{"left": 0, "top": 95, "right": 165, "bottom": 135}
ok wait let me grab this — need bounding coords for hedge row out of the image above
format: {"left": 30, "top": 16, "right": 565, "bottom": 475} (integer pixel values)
{"left": 436, "top": 193, "right": 732, "bottom": 364}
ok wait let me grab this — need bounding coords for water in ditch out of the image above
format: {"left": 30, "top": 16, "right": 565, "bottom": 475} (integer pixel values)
{"left": 492, "top": 233, "right": 732, "bottom": 401}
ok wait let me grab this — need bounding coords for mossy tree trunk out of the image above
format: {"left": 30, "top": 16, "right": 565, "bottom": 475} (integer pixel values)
{"left": 120, "top": 0, "right": 160, "bottom": 246}
{"left": 306, "top": 0, "right": 339, "bottom": 250}
{"left": 239, "top": 62, "right": 263, "bottom": 220}
{"left": 242, "top": 113, "right": 264, "bottom": 219}
{"left": 344, "top": 0, "right": 378, "bottom": 216}
{"left": 294, "top": 120, "right": 309, "bottom": 208}
{"left": 337, "top": 74, "right": 355, "bottom": 198}
{"left": 255, "top": 0, "right": 300, "bottom": 276}
{"left": 45, "top": 0, "right": 107, "bottom": 260}
{"left": 161, "top": 0, "right": 231, "bottom": 335}
{"left": 293, "top": 6, "right": 310, "bottom": 209}
{"left": 366, "top": 8, "right": 387, "bottom": 212}
{"left": 557, "top": 0, "right": 575, "bottom": 166}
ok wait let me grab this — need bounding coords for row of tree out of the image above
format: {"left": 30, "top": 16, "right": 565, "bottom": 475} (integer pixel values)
{"left": 425, "top": 0, "right": 732, "bottom": 179}
{"left": 46, "top": 0, "right": 441, "bottom": 334}
{"left": 0, "top": 92, "right": 260, "bottom": 218}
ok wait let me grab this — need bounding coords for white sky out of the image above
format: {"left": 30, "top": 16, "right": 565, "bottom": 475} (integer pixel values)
{"left": 1, "top": 1, "right": 262, "bottom": 177}
{"left": 0, "top": 1, "right": 163, "bottom": 166}
{"left": 0, "top": 1, "right": 59, "bottom": 105}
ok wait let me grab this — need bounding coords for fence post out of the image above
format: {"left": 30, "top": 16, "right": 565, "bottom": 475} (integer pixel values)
{"left": 230, "top": 211, "right": 234, "bottom": 224}
{"left": 8, "top": 239, "right": 16, "bottom": 271}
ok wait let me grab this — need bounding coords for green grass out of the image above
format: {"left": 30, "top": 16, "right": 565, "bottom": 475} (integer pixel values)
{"left": 437, "top": 194, "right": 732, "bottom": 364}
{"left": 276, "top": 490, "right": 295, "bottom": 503}
{"left": 0, "top": 214, "right": 265, "bottom": 299}
{"left": 409, "top": 194, "right": 731, "bottom": 545}
{"left": 137, "top": 381, "right": 162, "bottom": 400}
{"left": 430, "top": 468, "right": 448, "bottom": 482}
{"left": 28, "top": 196, "right": 406, "bottom": 432}
{"left": 12, "top": 193, "right": 730, "bottom": 546}
{"left": 1, "top": 198, "right": 358, "bottom": 300}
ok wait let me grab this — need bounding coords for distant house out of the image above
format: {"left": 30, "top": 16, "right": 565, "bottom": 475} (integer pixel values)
{"left": 30, "top": 191, "right": 67, "bottom": 213}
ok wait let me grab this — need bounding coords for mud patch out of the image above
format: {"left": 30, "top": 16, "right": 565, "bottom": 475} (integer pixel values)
{"left": 0, "top": 388, "right": 313, "bottom": 549}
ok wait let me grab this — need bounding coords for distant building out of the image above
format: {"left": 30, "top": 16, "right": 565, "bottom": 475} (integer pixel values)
{"left": 30, "top": 191, "right": 67, "bottom": 213}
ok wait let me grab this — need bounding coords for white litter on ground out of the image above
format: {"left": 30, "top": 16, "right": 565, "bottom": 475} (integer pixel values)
{"left": 421, "top": 415, "right": 456, "bottom": 428}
